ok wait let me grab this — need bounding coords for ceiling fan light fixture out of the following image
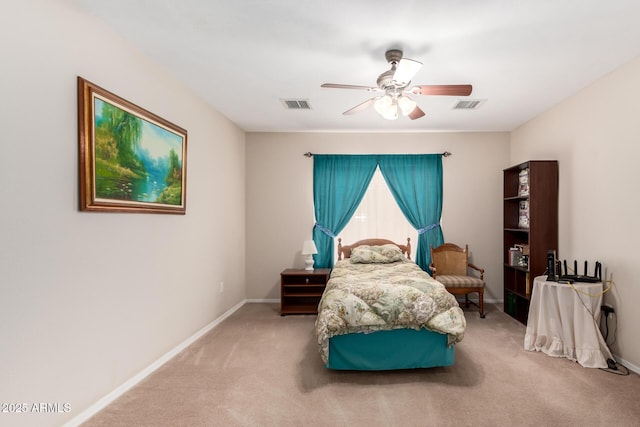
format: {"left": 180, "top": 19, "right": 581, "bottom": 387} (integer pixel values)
{"left": 383, "top": 106, "right": 398, "bottom": 120}
{"left": 374, "top": 95, "right": 391, "bottom": 117}
{"left": 374, "top": 95, "right": 398, "bottom": 120}
{"left": 397, "top": 95, "right": 417, "bottom": 116}
{"left": 374, "top": 94, "right": 391, "bottom": 113}
{"left": 322, "top": 49, "right": 471, "bottom": 121}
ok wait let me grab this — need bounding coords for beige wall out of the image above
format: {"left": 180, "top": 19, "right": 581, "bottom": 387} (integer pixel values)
{"left": 0, "top": 1, "right": 246, "bottom": 425}
{"left": 246, "top": 132, "right": 510, "bottom": 304}
{"left": 511, "top": 56, "right": 640, "bottom": 370}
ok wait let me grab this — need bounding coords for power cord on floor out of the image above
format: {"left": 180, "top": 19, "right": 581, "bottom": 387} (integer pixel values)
{"left": 600, "top": 359, "right": 629, "bottom": 376}
{"left": 598, "top": 307, "right": 629, "bottom": 375}
{"left": 564, "top": 278, "right": 629, "bottom": 376}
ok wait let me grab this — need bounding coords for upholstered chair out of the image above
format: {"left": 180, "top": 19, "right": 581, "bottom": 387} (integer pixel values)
{"left": 430, "top": 243, "right": 485, "bottom": 318}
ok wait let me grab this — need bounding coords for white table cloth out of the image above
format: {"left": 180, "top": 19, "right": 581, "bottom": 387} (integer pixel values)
{"left": 524, "top": 276, "right": 612, "bottom": 368}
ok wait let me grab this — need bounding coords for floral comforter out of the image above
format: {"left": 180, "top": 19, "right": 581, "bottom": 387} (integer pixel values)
{"left": 315, "top": 258, "right": 466, "bottom": 364}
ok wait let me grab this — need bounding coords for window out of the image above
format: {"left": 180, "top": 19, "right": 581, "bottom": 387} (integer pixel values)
{"left": 336, "top": 168, "right": 418, "bottom": 260}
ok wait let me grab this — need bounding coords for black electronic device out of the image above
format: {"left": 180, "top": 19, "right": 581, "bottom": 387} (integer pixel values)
{"left": 558, "top": 260, "right": 602, "bottom": 283}
{"left": 546, "top": 250, "right": 557, "bottom": 281}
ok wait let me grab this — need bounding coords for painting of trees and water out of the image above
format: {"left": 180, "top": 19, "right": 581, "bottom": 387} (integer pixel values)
{"left": 93, "top": 98, "right": 185, "bottom": 206}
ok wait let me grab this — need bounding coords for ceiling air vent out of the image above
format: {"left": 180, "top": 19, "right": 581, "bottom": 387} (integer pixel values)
{"left": 453, "top": 99, "right": 486, "bottom": 110}
{"left": 281, "top": 99, "right": 311, "bottom": 110}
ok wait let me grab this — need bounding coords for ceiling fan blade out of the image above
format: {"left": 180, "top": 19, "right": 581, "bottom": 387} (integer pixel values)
{"left": 408, "top": 106, "right": 426, "bottom": 120}
{"left": 393, "top": 58, "right": 422, "bottom": 85}
{"left": 414, "top": 85, "right": 473, "bottom": 96}
{"left": 321, "top": 83, "right": 378, "bottom": 91}
{"left": 343, "top": 98, "right": 376, "bottom": 115}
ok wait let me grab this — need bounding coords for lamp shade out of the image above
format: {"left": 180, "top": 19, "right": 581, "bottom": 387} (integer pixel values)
{"left": 397, "top": 95, "right": 417, "bottom": 116}
{"left": 374, "top": 94, "right": 399, "bottom": 120}
{"left": 301, "top": 240, "right": 318, "bottom": 255}
{"left": 374, "top": 95, "right": 393, "bottom": 115}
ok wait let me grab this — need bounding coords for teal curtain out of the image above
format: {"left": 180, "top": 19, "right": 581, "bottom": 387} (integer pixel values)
{"left": 312, "top": 155, "right": 378, "bottom": 268}
{"left": 378, "top": 154, "right": 444, "bottom": 271}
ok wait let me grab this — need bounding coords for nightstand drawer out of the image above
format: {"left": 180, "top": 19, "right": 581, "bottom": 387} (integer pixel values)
{"left": 281, "top": 274, "right": 327, "bottom": 286}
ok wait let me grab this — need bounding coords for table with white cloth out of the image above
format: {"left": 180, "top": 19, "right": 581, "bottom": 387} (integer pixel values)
{"left": 524, "top": 275, "right": 613, "bottom": 368}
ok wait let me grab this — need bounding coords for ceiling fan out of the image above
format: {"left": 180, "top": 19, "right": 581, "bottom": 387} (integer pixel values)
{"left": 321, "top": 49, "right": 472, "bottom": 120}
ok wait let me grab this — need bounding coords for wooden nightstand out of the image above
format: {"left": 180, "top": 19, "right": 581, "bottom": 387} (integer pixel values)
{"left": 280, "top": 268, "right": 331, "bottom": 315}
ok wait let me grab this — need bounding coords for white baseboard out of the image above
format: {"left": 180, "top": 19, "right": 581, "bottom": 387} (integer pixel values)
{"left": 64, "top": 300, "right": 247, "bottom": 427}
{"left": 246, "top": 298, "right": 279, "bottom": 303}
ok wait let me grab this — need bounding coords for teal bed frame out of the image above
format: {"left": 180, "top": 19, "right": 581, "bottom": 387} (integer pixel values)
{"left": 326, "top": 328, "right": 454, "bottom": 371}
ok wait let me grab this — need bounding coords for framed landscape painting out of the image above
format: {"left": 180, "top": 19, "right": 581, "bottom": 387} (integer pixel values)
{"left": 78, "top": 77, "right": 187, "bottom": 214}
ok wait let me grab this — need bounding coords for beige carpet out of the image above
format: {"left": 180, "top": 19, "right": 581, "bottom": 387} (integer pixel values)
{"left": 84, "top": 303, "right": 640, "bottom": 427}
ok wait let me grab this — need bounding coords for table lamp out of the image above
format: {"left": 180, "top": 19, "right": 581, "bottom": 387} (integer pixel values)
{"left": 301, "top": 240, "right": 318, "bottom": 270}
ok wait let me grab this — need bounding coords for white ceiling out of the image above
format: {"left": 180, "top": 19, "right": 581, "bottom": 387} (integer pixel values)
{"left": 72, "top": 0, "right": 640, "bottom": 133}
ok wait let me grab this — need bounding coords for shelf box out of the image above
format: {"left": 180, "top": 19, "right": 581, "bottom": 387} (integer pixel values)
{"left": 282, "top": 285, "right": 325, "bottom": 297}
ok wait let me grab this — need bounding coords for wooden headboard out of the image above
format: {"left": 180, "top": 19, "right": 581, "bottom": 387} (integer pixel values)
{"left": 337, "top": 238, "right": 412, "bottom": 260}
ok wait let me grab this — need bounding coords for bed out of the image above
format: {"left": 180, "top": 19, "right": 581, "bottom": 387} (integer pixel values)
{"left": 315, "top": 238, "right": 466, "bottom": 370}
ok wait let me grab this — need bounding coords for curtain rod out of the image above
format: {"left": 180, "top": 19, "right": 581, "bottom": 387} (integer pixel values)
{"left": 303, "top": 151, "right": 451, "bottom": 157}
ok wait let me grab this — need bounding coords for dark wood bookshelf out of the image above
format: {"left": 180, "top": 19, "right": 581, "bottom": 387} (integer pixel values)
{"left": 503, "top": 161, "right": 558, "bottom": 324}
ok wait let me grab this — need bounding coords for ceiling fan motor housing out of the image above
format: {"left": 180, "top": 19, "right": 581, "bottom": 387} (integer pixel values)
{"left": 385, "top": 49, "right": 403, "bottom": 65}
{"left": 377, "top": 69, "right": 399, "bottom": 91}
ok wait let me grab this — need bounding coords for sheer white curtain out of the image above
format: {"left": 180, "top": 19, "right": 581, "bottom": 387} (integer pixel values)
{"left": 335, "top": 169, "right": 418, "bottom": 261}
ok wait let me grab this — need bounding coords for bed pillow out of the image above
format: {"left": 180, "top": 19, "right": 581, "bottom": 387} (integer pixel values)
{"left": 350, "top": 244, "right": 404, "bottom": 264}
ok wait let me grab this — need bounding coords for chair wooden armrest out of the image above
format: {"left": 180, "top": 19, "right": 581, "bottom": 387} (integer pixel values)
{"left": 429, "top": 263, "right": 437, "bottom": 277}
{"left": 468, "top": 263, "right": 484, "bottom": 280}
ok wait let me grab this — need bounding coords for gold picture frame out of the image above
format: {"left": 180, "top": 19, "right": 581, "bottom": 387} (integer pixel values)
{"left": 78, "top": 77, "right": 187, "bottom": 214}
